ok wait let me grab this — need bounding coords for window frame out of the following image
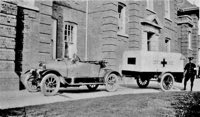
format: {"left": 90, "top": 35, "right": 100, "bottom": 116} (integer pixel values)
{"left": 52, "top": 19, "right": 57, "bottom": 59}
{"left": 147, "top": 38, "right": 151, "bottom": 51}
{"left": 146, "top": 0, "right": 154, "bottom": 11}
{"left": 147, "top": 32, "right": 154, "bottom": 51}
{"left": 165, "top": 38, "right": 171, "bottom": 52}
{"left": 63, "top": 21, "right": 77, "bottom": 59}
{"left": 118, "top": 2, "right": 126, "bottom": 35}
{"left": 164, "top": 0, "right": 171, "bottom": 20}
{"left": 188, "top": 32, "right": 192, "bottom": 50}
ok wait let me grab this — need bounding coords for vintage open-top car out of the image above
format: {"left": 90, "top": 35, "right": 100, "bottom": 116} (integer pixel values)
{"left": 23, "top": 56, "right": 121, "bottom": 96}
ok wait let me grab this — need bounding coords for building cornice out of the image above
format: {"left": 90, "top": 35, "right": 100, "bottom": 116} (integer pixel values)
{"left": 177, "top": 15, "right": 194, "bottom": 27}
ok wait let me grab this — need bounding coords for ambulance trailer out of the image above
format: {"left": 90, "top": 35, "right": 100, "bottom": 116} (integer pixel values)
{"left": 121, "top": 51, "right": 184, "bottom": 91}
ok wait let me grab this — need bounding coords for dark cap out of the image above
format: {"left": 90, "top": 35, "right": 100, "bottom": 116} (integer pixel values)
{"left": 188, "top": 57, "right": 194, "bottom": 60}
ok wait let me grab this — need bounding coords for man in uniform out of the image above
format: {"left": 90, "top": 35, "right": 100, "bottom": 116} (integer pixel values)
{"left": 183, "top": 57, "right": 196, "bottom": 91}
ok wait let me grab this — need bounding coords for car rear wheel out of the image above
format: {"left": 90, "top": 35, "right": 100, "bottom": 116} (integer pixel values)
{"left": 24, "top": 73, "right": 39, "bottom": 92}
{"left": 86, "top": 84, "right": 99, "bottom": 91}
{"left": 105, "top": 73, "right": 119, "bottom": 92}
{"left": 136, "top": 75, "right": 150, "bottom": 88}
{"left": 160, "top": 73, "right": 174, "bottom": 91}
{"left": 40, "top": 74, "right": 60, "bottom": 96}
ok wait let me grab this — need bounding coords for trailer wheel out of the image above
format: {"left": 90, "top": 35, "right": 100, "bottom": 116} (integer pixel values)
{"left": 40, "top": 74, "right": 60, "bottom": 96}
{"left": 87, "top": 84, "right": 99, "bottom": 91}
{"left": 160, "top": 73, "right": 174, "bottom": 91}
{"left": 105, "top": 73, "right": 119, "bottom": 92}
{"left": 136, "top": 75, "right": 150, "bottom": 88}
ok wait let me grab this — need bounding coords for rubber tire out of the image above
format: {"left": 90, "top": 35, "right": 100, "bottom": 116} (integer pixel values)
{"left": 105, "top": 73, "right": 119, "bottom": 92}
{"left": 136, "top": 75, "right": 150, "bottom": 88}
{"left": 86, "top": 84, "right": 99, "bottom": 91}
{"left": 24, "top": 74, "right": 39, "bottom": 92}
{"left": 40, "top": 74, "right": 60, "bottom": 96}
{"left": 160, "top": 73, "right": 174, "bottom": 91}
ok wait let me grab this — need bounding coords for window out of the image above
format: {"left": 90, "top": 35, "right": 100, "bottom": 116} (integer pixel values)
{"left": 63, "top": 22, "right": 77, "bottom": 59}
{"left": 52, "top": 19, "right": 57, "bottom": 59}
{"left": 146, "top": 0, "right": 154, "bottom": 11}
{"left": 188, "top": 32, "right": 192, "bottom": 50}
{"left": 118, "top": 2, "right": 126, "bottom": 34}
{"left": 147, "top": 32, "right": 154, "bottom": 51}
{"left": 165, "top": 38, "right": 171, "bottom": 52}
{"left": 128, "top": 58, "right": 136, "bottom": 65}
{"left": 164, "top": 0, "right": 170, "bottom": 19}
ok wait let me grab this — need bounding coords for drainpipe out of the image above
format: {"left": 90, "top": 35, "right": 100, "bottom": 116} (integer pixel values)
{"left": 85, "top": 0, "right": 88, "bottom": 60}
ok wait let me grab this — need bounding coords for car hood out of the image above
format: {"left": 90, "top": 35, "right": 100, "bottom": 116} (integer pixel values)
{"left": 44, "top": 61, "right": 65, "bottom": 70}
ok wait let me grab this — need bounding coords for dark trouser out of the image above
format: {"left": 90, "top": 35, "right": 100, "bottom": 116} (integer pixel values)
{"left": 184, "top": 74, "right": 195, "bottom": 91}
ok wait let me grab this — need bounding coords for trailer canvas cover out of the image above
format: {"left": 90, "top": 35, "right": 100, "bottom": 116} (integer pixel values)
{"left": 122, "top": 51, "right": 184, "bottom": 73}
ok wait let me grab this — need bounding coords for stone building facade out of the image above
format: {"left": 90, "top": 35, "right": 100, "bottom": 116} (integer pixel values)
{"left": 0, "top": 1, "right": 18, "bottom": 90}
{"left": 0, "top": 0, "right": 199, "bottom": 91}
{"left": 177, "top": 0, "right": 199, "bottom": 64}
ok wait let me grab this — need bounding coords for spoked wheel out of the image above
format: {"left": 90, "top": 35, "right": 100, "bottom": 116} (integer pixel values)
{"left": 136, "top": 75, "right": 150, "bottom": 88}
{"left": 86, "top": 84, "right": 99, "bottom": 91}
{"left": 24, "top": 74, "right": 39, "bottom": 92}
{"left": 105, "top": 73, "right": 119, "bottom": 92}
{"left": 160, "top": 73, "right": 174, "bottom": 91}
{"left": 40, "top": 74, "right": 60, "bottom": 96}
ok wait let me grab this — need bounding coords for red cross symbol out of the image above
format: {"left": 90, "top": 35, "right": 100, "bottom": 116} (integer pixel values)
{"left": 161, "top": 58, "right": 167, "bottom": 67}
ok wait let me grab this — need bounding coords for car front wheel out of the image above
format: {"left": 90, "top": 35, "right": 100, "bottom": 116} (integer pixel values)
{"left": 40, "top": 74, "right": 60, "bottom": 96}
{"left": 105, "top": 73, "right": 119, "bottom": 92}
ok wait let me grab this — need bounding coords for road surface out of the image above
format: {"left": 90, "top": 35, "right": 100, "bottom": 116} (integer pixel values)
{"left": 0, "top": 78, "right": 199, "bottom": 109}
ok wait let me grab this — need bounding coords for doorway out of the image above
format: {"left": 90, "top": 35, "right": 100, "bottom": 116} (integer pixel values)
{"left": 147, "top": 32, "right": 154, "bottom": 51}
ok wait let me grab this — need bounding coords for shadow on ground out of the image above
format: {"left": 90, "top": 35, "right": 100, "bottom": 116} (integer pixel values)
{"left": 120, "top": 83, "right": 161, "bottom": 91}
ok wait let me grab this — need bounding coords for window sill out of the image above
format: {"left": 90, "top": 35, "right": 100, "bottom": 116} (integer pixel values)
{"left": 164, "top": 17, "right": 172, "bottom": 22}
{"left": 117, "top": 32, "right": 129, "bottom": 38}
{"left": 146, "top": 8, "right": 156, "bottom": 14}
{"left": 18, "top": 3, "right": 39, "bottom": 11}
{"left": 188, "top": 48, "right": 193, "bottom": 51}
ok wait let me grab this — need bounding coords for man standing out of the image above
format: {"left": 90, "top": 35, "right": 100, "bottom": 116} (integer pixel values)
{"left": 183, "top": 57, "right": 196, "bottom": 91}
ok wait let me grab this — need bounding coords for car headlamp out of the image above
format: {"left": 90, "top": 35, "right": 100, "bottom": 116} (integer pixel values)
{"left": 39, "top": 63, "right": 46, "bottom": 70}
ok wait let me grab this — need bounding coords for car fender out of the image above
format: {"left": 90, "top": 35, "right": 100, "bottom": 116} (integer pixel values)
{"left": 40, "top": 69, "right": 66, "bottom": 84}
{"left": 41, "top": 69, "right": 61, "bottom": 77}
{"left": 24, "top": 70, "right": 31, "bottom": 74}
{"left": 21, "top": 69, "right": 36, "bottom": 85}
{"left": 103, "top": 69, "right": 122, "bottom": 80}
{"left": 24, "top": 69, "right": 37, "bottom": 74}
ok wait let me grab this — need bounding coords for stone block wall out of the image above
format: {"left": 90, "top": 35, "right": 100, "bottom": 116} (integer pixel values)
{"left": 17, "top": 1, "right": 53, "bottom": 75}
{"left": 15, "top": 1, "right": 54, "bottom": 89}
{"left": 191, "top": 14, "right": 199, "bottom": 64}
{"left": 38, "top": 1, "right": 53, "bottom": 63}
{"left": 0, "top": 1, "right": 19, "bottom": 91}
{"left": 128, "top": 1, "right": 142, "bottom": 50}
{"left": 19, "top": 8, "right": 40, "bottom": 73}
{"left": 177, "top": 1, "right": 199, "bottom": 65}
{"left": 101, "top": 1, "right": 118, "bottom": 70}
{"left": 88, "top": 0, "right": 126, "bottom": 71}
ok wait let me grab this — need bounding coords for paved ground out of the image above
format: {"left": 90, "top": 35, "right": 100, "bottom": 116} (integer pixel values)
{"left": 0, "top": 78, "right": 200, "bottom": 109}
